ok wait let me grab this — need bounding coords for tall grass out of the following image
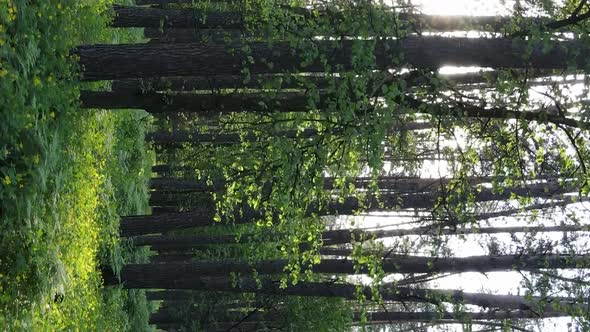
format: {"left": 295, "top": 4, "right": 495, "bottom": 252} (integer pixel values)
{"left": 0, "top": 0, "right": 154, "bottom": 330}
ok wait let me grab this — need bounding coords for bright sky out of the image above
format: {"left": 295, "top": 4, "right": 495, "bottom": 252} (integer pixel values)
{"left": 417, "top": 0, "right": 513, "bottom": 16}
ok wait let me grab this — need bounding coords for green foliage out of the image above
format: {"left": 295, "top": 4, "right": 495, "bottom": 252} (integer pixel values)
{"left": 163, "top": 1, "right": 426, "bottom": 286}
{"left": 0, "top": 0, "right": 152, "bottom": 330}
{"left": 282, "top": 297, "right": 353, "bottom": 331}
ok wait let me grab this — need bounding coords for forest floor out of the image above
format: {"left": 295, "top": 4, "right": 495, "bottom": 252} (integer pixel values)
{"left": 0, "top": 1, "right": 155, "bottom": 330}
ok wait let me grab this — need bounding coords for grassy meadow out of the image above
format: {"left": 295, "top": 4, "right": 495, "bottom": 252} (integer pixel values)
{"left": 0, "top": 1, "right": 155, "bottom": 330}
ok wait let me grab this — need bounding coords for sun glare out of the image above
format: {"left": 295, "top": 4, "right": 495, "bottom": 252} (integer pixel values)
{"left": 414, "top": 0, "right": 513, "bottom": 15}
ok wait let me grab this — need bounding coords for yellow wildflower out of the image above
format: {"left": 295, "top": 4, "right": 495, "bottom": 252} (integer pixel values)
{"left": 3, "top": 175, "right": 11, "bottom": 185}
{"left": 7, "top": 5, "right": 16, "bottom": 22}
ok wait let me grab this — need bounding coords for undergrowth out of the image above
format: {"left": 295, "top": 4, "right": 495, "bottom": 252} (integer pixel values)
{"left": 0, "top": 0, "right": 154, "bottom": 330}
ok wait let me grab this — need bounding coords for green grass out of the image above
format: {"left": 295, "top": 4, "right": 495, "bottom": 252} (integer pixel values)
{"left": 0, "top": 0, "right": 155, "bottom": 330}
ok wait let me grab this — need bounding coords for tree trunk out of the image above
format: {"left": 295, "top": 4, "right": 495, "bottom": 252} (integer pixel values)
{"left": 115, "top": 5, "right": 553, "bottom": 33}
{"left": 358, "top": 310, "right": 566, "bottom": 322}
{"left": 146, "top": 128, "right": 322, "bottom": 145}
{"left": 150, "top": 308, "right": 278, "bottom": 325}
{"left": 105, "top": 275, "right": 579, "bottom": 312}
{"left": 79, "top": 91, "right": 311, "bottom": 113}
{"left": 148, "top": 190, "right": 213, "bottom": 208}
{"left": 146, "top": 290, "right": 197, "bottom": 301}
{"left": 144, "top": 28, "right": 242, "bottom": 44}
{"left": 79, "top": 89, "right": 584, "bottom": 128}
{"left": 149, "top": 310, "right": 181, "bottom": 325}
{"left": 148, "top": 175, "right": 485, "bottom": 193}
{"left": 115, "top": 254, "right": 590, "bottom": 279}
{"left": 111, "top": 74, "right": 333, "bottom": 94}
{"left": 320, "top": 223, "right": 589, "bottom": 246}
{"left": 111, "top": 5, "right": 243, "bottom": 29}
{"left": 150, "top": 177, "right": 227, "bottom": 192}
{"left": 135, "top": 0, "right": 201, "bottom": 5}
{"left": 77, "top": 37, "right": 588, "bottom": 81}
{"left": 151, "top": 206, "right": 180, "bottom": 215}
{"left": 151, "top": 164, "right": 195, "bottom": 176}
{"left": 147, "top": 123, "right": 433, "bottom": 145}
{"left": 151, "top": 252, "right": 195, "bottom": 263}
{"left": 125, "top": 181, "right": 573, "bottom": 236}
{"left": 151, "top": 164, "right": 173, "bottom": 174}
{"left": 196, "top": 309, "right": 567, "bottom": 328}
{"left": 471, "top": 197, "right": 581, "bottom": 221}
{"left": 149, "top": 191, "right": 188, "bottom": 207}
{"left": 110, "top": 70, "right": 557, "bottom": 94}
{"left": 120, "top": 211, "right": 219, "bottom": 237}
{"left": 150, "top": 306, "right": 563, "bottom": 327}
{"left": 136, "top": 0, "right": 180, "bottom": 4}
{"left": 132, "top": 224, "right": 589, "bottom": 250}
{"left": 152, "top": 323, "right": 182, "bottom": 331}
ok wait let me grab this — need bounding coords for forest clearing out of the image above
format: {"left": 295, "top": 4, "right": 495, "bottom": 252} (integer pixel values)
{"left": 2, "top": 0, "right": 590, "bottom": 331}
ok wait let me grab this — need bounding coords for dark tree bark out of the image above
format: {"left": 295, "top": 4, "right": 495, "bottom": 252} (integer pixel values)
{"left": 110, "top": 70, "right": 560, "bottom": 95}
{"left": 136, "top": 0, "right": 209, "bottom": 5}
{"left": 146, "top": 290, "right": 197, "bottom": 301}
{"left": 187, "top": 309, "right": 567, "bottom": 329}
{"left": 151, "top": 252, "right": 195, "bottom": 263}
{"left": 148, "top": 190, "right": 213, "bottom": 208}
{"left": 111, "top": 5, "right": 243, "bottom": 29}
{"left": 79, "top": 90, "right": 311, "bottom": 113}
{"left": 146, "top": 128, "right": 323, "bottom": 145}
{"left": 149, "top": 191, "right": 188, "bottom": 207}
{"left": 358, "top": 310, "right": 566, "bottom": 322}
{"left": 116, "top": 5, "right": 554, "bottom": 32}
{"left": 110, "top": 70, "right": 555, "bottom": 95}
{"left": 150, "top": 307, "right": 566, "bottom": 327}
{"left": 470, "top": 197, "right": 581, "bottom": 221}
{"left": 148, "top": 244, "right": 352, "bottom": 258}
{"left": 111, "top": 74, "right": 333, "bottom": 94}
{"left": 136, "top": 0, "right": 184, "bottom": 4}
{"left": 132, "top": 224, "right": 589, "bottom": 250}
{"left": 149, "top": 310, "right": 182, "bottom": 325}
{"left": 148, "top": 175, "right": 480, "bottom": 193}
{"left": 150, "top": 164, "right": 171, "bottom": 176}
{"left": 150, "top": 177, "right": 227, "bottom": 192}
{"left": 320, "top": 224, "right": 588, "bottom": 246}
{"left": 144, "top": 28, "right": 243, "bottom": 44}
{"left": 120, "top": 211, "right": 219, "bottom": 237}
{"left": 125, "top": 180, "right": 573, "bottom": 235}
{"left": 152, "top": 323, "right": 183, "bottom": 332}
{"left": 77, "top": 37, "right": 589, "bottom": 81}
{"left": 150, "top": 308, "right": 278, "bottom": 325}
{"left": 147, "top": 123, "right": 433, "bottom": 145}
{"left": 135, "top": 233, "right": 251, "bottom": 248}
{"left": 404, "top": 95, "right": 585, "bottom": 128}
{"left": 104, "top": 275, "right": 579, "bottom": 312}
{"left": 151, "top": 164, "right": 196, "bottom": 177}
{"left": 115, "top": 254, "right": 590, "bottom": 279}
{"left": 79, "top": 89, "right": 585, "bottom": 128}
{"left": 151, "top": 206, "right": 180, "bottom": 215}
